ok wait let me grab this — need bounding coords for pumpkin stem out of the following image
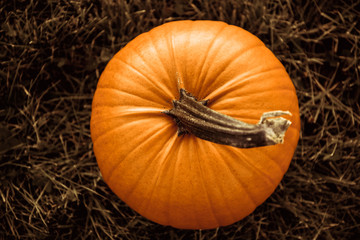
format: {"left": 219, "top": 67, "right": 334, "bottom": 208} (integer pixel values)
{"left": 163, "top": 89, "right": 292, "bottom": 148}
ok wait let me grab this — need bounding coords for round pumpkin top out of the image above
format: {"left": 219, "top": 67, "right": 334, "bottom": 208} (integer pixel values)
{"left": 90, "top": 20, "right": 300, "bottom": 229}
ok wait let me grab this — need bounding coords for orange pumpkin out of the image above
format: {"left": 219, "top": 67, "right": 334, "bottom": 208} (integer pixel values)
{"left": 90, "top": 20, "right": 300, "bottom": 229}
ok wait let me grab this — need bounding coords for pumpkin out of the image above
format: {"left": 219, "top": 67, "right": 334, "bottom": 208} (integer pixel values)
{"left": 90, "top": 20, "right": 300, "bottom": 229}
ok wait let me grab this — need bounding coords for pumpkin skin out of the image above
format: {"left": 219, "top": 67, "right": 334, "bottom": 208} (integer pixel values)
{"left": 90, "top": 20, "right": 300, "bottom": 229}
